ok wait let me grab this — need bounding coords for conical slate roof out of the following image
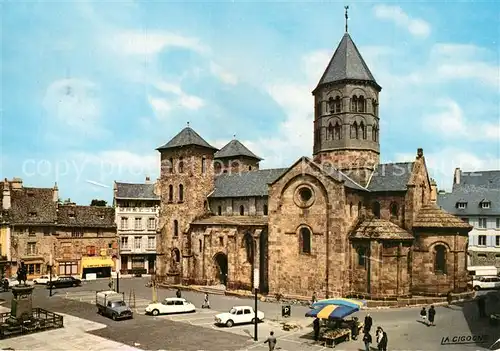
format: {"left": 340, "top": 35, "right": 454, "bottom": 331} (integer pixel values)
{"left": 413, "top": 204, "right": 472, "bottom": 229}
{"left": 214, "top": 139, "right": 262, "bottom": 160}
{"left": 313, "top": 33, "right": 381, "bottom": 93}
{"left": 156, "top": 127, "right": 217, "bottom": 151}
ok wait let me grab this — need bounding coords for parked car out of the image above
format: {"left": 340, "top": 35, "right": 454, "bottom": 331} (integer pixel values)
{"left": 145, "top": 297, "right": 196, "bottom": 316}
{"left": 6, "top": 277, "right": 34, "bottom": 287}
{"left": 33, "top": 275, "right": 58, "bottom": 285}
{"left": 469, "top": 276, "right": 500, "bottom": 290}
{"left": 47, "top": 276, "right": 82, "bottom": 289}
{"left": 214, "top": 306, "right": 264, "bottom": 327}
{"left": 96, "top": 290, "right": 133, "bottom": 320}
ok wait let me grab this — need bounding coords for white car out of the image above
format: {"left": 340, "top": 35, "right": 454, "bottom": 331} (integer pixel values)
{"left": 33, "top": 275, "right": 58, "bottom": 285}
{"left": 5, "top": 277, "right": 34, "bottom": 287}
{"left": 470, "top": 276, "right": 500, "bottom": 290}
{"left": 215, "top": 306, "right": 265, "bottom": 327}
{"left": 145, "top": 297, "right": 196, "bottom": 316}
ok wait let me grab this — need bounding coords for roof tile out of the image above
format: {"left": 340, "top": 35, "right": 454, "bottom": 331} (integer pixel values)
{"left": 156, "top": 127, "right": 217, "bottom": 151}
{"left": 367, "top": 162, "right": 414, "bottom": 192}
{"left": 115, "top": 182, "right": 159, "bottom": 200}
{"left": 413, "top": 204, "right": 472, "bottom": 229}
{"left": 214, "top": 139, "right": 262, "bottom": 160}
{"left": 350, "top": 218, "right": 414, "bottom": 240}
{"left": 57, "top": 205, "right": 116, "bottom": 228}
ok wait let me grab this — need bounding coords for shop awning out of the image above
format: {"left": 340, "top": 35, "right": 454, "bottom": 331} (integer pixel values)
{"left": 81, "top": 257, "right": 114, "bottom": 269}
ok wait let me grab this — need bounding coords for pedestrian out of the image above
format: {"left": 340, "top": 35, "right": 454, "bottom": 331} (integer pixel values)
{"left": 477, "top": 296, "right": 486, "bottom": 318}
{"left": 313, "top": 318, "right": 320, "bottom": 341}
{"left": 428, "top": 305, "right": 436, "bottom": 326}
{"left": 264, "top": 331, "right": 277, "bottom": 351}
{"left": 202, "top": 292, "right": 210, "bottom": 308}
{"left": 351, "top": 316, "right": 359, "bottom": 340}
{"left": 364, "top": 313, "right": 373, "bottom": 333}
{"left": 311, "top": 291, "right": 317, "bottom": 304}
{"left": 362, "top": 332, "right": 372, "bottom": 351}
{"left": 176, "top": 289, "right": 181, "bottom": 298}
{"left": 420, "top": 307, "right": 427, "bottom": 325}
{"left": 378, "top": 328, "right": 388, "bottom": 351}
{"left": 2, "top": 278, "right": 8, "bottom": 292}
{"left": 447, "top": 291, "right": 453, "bottom": 306}
{"left": 375, "top": 327, "right": 382, "bottom": 350}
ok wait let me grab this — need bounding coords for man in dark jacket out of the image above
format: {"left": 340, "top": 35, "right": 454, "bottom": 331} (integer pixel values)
{"left": 363, "top": 332, "right": 372, "bottom": 351}
{"left": 428, "top": 305, "right": 436, "bottom": 326}
{"left": 364, "top": 314, "right": 373, "bottom": 333}
{"left": 264, "top": 331, "right": 277, "bottom": 351}
{"left": 378, "top": 329, "right": 388, "bottom": 351}
{"left": 313, "top": 318, "right": 320, "bottom": 341}
{"left": 176, "top": 289, "right": 182, "bottom": 298}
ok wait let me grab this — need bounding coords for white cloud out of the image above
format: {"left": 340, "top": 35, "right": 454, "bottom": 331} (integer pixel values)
{"left": 178, "top": 94, "right": 204, "bottom": 110}
{"left": 150, "top": 81, "right": 205, "bottom": 117}
{"left": 373, "top": 4, "right": 431, "bottom": 38}
{"left": 436, "top": 62, "right": 499, "bottom": 88}
{"left": 148, "top": 96, "right": 173, "bottom": 118}
{"left": 210, "top": 62, "right": 238, "bottom": 85}
{"left": 110, "top": 30, "right": 208, "bottom": 56}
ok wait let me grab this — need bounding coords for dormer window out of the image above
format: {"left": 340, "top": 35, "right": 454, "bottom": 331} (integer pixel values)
{"left": 481, "top": 201, "right": 491, "bottom": 209}
{"left": 457, "top": 202, "right": 467, "bottom": 209}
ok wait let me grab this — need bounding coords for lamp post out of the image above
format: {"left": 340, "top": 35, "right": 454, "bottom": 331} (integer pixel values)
{"left": 116, "top": 270, "right": 120, "bottom": 293}
{"left": 48, "top": 254, "right": 53, "bottom": 297}
{"left": 253, "top": 268, "right": 259, "bottom": 341}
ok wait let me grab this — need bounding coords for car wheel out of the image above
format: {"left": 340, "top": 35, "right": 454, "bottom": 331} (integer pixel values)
{"left": 72, "top": 283, "right": 77, "bottom": 287}
{"left": 152, "top": 309, "right": 159, "bottom": 316}
{"left": 251, "top": 318, "right": 256, "bottom": 324}
{"left": 474, "top": 286, "right": 480, "bottom": 291}
{"left": 226, "top": 319, "right": 234, "bottom": 327}
{"left": 112, "top": 313, "right": 118, "bottom": 321}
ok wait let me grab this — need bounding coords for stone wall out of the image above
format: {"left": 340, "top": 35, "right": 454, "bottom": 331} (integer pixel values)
{"left": 366, "top": 193, "right": 407, "bottom": 228}
{"left": 214, "top": 157, "right": 260, "bottom": 175}
{"left": 411, "top": 230, "right": 469, "bottom": 295}
{"left": 209, "top": 197, "right": 268, "bottom": 216}
{"left": 405, "top": 153, "right": 432, "bottom": 230}
{"left": 469, "top": 251, "right": 500, "bottom": 267}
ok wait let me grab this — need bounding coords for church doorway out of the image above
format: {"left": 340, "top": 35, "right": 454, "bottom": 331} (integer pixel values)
{"left": 214, "top": 252, "right": 228, "bottom": 286}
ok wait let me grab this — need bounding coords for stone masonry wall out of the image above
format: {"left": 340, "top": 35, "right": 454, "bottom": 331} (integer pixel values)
{"left": 267, "top": 159, "right": 348, "bottom": 298}
{"left": 209, "top": 197, "right": 268, "bottom": 216}
{"left": 470, "top": 251, "right": 500, "bottom": 268}
{"left": 366, "top": 193, "right": 407, "bottom": 228}
{"left": 405, "top": 153, "right": 432, "bottom": 230}
{"left": 214, "top": 157, "right": 260, "bottom": 175}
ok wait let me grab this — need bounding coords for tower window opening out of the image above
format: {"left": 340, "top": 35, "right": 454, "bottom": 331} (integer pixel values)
{"left": 334, "top": 122, "right": 341, "bottom": 140}
{"left": 358, "top": 96, "right": 365, "bottom": 112}
{"left": 334, "top": 96, "right": 342, "bottom": 113}
{"left": 359, "top": 121, "right": 366, "bottom": 139}
{"left": 350, "top": 122, "right": 358, "bottom": 139}
{"left": 327, "top": 123, "right": 334, "bottom": 140}
{"left": 372, "top": 124, "right": 379, "bottom": 142}
{"left": 351, "top": 95, "right": 358, "bottom": 112}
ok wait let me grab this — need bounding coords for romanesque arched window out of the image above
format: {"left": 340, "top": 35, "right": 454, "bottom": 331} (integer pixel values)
{"left": 239, "top": 205, "right": 245, "bottom": 215}
{"left": 173, "top": 220, "right": 178, "bottom": 237}
{"left": 350, "top": 122, "right": 358, "bottom": 139}
{"left": 168, "top": 185, "right": 173, "bottom": 202}
{"left": 334, "top": 96, "right": 342, "bottom": 113}
{"left": 334, "top": 122, "right": 341, "bottom": 140}
{"left": 351, "top": 96, "right": 358, "bottom": 112}
{"left": 243, "top": 233, "right": 254, "bottom": 263}
{"left": 372, "top": 100, "right": 378, "bottom": 116}
{"left": 327, "top": 123, "right": 334, "bottom": 140}
{"left": 169, "top": 158, "right": 174, "bottom": 173}
{"left": 372, "top": 124, "right": 379, "bottom": 142}
{"left": 357, "top": 247, "right": 367, "bottom": 266}
{"left": 173, "top": 248, "right": 181, "bottom": 263}
{"left": 349, "top": 202, "right": 353, "bottom": 217}
{"left": 178, "top": 157, "right": 184, "bottom": 173}
{"left": 372, "top": 201, "right": 381, "bottom": 218}
{"left": 359, "top": 121, "right": 366, "bottom": 139}
{"left": 178, "top": 184, "right": 184, "bottom": 202}
{"left": 199, "top": 239, "right": 202, "bottom": 253}
{"left": 328, "top": 97, "right": 335, "bottom": 113}
{"left": 434, "top": 245, "right": 447, "bottom": 274}
{"left": 390, "top": 202, "right": 399, "bottom": 218}
{"left": 263, "top": 204, "right": 268, "bottom": 215}
{"left": 299, "top": 227, "right": 312, "bottom": 254}
{"left": 358, "top": 96, "right": 365, "bottom": 112}
{"left": 217, "top": 206, "right": 222, "bottom": 215}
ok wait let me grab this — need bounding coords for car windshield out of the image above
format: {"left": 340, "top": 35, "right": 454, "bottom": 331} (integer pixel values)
{"left": 230, "top": 308, "right": 237, "bottom": 314}
{"left": 111, "top": 301, "right": 126, "bottom": 308}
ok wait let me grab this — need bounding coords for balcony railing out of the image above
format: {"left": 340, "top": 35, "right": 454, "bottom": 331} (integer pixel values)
{"left": 117, "top": 207, "right": 158, "bottom": 213}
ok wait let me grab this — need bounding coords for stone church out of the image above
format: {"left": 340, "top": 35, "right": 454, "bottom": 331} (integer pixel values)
{"left": 155, "top": 28, "right": 472, "bottom": 299}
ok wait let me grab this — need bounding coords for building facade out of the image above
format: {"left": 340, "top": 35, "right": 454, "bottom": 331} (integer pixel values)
{"left": 1, "top": 178, "right": 118, "bottom": 279}
{"left": 154, "top": 25, "right": 472, "bottom": 299}
{"left": 114, "top": 179, "right": 160, "bottom": 275}
{"left": 438, "top": 168, "right": 500, "bottom": 270}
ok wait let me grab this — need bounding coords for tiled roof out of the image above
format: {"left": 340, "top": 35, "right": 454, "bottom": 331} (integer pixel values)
{"left": 413, "top": 204, "right": 472, "bottom": 229}
{"left": 438, "top": 189, "right": 500, "bottom": 216}
{"left": 115, "top": 182, "right": 159, "bottom": 200}
{"left": 367, "top": 162, "right": 414, "bottom": 192}
{"left": 156, "top": 127, "right": 217, "bottom": 151}
{"left": 350, "top": 218, "right": 414, "bottom": 240}
{"left": 210, "top": 168, "right": 288, "bottom": 198}
{"left": 10, "top": 187, "right": 57, "bottom": 225}
{"left": 314, "top": 33, "right": 380, "bottom": 92}
{"left": 214, "top": 139, "right": 262, "bottom": 160}
{"left": 191, "top": 215, "right": 268, "bottom": 226}
{"left": 453, "top": 170, "right": 500, "bottom": 191}
{"left": 57, "top": 205, "right": 116, "bottom": 228}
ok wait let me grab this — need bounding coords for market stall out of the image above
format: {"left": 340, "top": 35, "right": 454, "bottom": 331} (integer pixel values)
{"left": 305, "top": 298, "right": 365, "bottom": 348}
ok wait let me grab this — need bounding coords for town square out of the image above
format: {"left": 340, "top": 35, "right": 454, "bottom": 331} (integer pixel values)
{"left": 1, "top": 1, "right": 499, "bottom": 351}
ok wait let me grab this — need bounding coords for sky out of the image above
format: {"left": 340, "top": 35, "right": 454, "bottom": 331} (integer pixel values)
{"left": 1, "top": 1, "right": 499, "bottom": 205}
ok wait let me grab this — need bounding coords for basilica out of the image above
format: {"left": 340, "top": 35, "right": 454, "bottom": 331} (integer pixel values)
{"left": 154, "top": 27, "right": 472, "bottom": 299}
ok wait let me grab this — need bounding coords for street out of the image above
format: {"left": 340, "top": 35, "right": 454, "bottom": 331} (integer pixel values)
{"left": 1, "top": 277, "right": 499, "bottom": 351}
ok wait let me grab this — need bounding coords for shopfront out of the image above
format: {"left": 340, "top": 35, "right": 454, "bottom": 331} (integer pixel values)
{"left": 81, "top": 256, "right": 114, "bottom": 279}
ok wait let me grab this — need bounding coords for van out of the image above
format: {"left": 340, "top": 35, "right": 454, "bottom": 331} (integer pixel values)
{"left": 467, "top": 266, "right": 498, "bottom": 278}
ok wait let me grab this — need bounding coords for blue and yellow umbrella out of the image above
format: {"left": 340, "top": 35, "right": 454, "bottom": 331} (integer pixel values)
{"left": 305, "top": 304, "right": 359, "bottom": 320}
{"left": 311, "top": 298, "right": 366, "bottom": 310}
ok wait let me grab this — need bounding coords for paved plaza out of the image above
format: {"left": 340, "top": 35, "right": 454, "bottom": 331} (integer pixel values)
{"left": 1, "top": 277, "right": 499, "bottom": 351}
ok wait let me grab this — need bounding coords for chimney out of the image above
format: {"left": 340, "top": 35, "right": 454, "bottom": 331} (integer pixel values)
{"left": 430, "top": 178, "right": 437, "bottom": 203}
{"left": 417, "top": 148, "right": 424, "bottom": 158}
{"left": 145, "top": 176, "right": 151, "bottom": 184}
{"left": 53, "top": 182, "right": 59, "bottom": 202}
{"left": 3, "top": 179, "right": 11, "bottom": 210}
{"left": 454, "top": 168, "right": 461, "bottom": 185}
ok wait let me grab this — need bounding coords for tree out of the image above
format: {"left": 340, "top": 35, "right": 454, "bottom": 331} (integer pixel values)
{"left": 90, "top": 199, "right": 107, "bottom": 207}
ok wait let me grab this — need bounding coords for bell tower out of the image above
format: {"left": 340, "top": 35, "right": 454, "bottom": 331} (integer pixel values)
{"left": 312, "top": 7, "right": 381, "bottom": 187}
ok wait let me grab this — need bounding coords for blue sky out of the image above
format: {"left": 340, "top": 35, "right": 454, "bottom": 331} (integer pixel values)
{"left": 2, "top": 1, "right": 499, "bottom": 204}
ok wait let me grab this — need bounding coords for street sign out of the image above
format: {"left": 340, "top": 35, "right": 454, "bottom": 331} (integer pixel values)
{"left": 253, "top": 268, "right": 259, "bottom": 289}
{"left": 282, "top": 305, "right": 291, "bottom": 318}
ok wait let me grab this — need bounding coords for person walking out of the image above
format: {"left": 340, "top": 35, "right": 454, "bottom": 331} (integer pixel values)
{"left": 420, "top": 307, "right": 427, "bottom": 325}
{"left": 378, "top": 329, "right": 388, "bottom": 351}
{"left": 447, "top": 291, "right": 453, "bottom": 306}
{"left": 364, "top": 313, "right": 373, "bottom": 333}
{"left": 428, "top": 305, "right": 436, "bottom": 326}
{"left": 202, "top": 293, "right": 210, "bottom": 308}
{"left": 264, "top": 331, "right": 277, "bottom": 351}
{"left": 362, "top": 332, "right": 372, "bottom": 351}
{"left": 477, "top": 296, "right": 486, "bottom": 318}
{"left": 176, "top": 289, "right": 182, "bottom": 298}
{"left": 313, "top": 318, "right": 321, "bottom": 342}
{"left": 311, "top": 292, "right": 317, "bottom": 304}
{"left": 375, "top": 327, "right": 382, "bottom": 350}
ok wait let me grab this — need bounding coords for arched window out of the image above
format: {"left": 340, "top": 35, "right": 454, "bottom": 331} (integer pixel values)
{"left": 351, "top": 122, "right": 358, "bottom": 139}
{"left": 334, "top": 122, "right": 341, "bottom": 140}
{"left": 334, "top": 96, "right": 342, "bottom": 113}
{"left": 217, "top": 206, "right": 222, "bottom": 215}
{"left": 434, "top": 245, "right": 447, "bottom": 274}
{"left": 168, "top": 185, "right": 173, "bottom": 202}
{"left": 372, "top": 124, "right": 379, "bottom": 142}
{"left": 372, "top": 100, "right": 378, "bottom": 116}
{"left": 358, "top": 96, "right": 365, "bottom": 112}
{"left": 349, "top": 202, "right": 353, "bottom": 217}
{"left": 239, "top": 205, "right": 245, "bottom": 215}
{"left": 173, "top": 248, "right": 180, "bottom": 263}
{"left": 244, "top": 233, "right": 254, "bottom": 263}
{"left": 201, "top": 157, "right": 206, "bottom": 174}
{"left": 359, "top": 121, "right": 366, "bottom": 139}
{"left": 358, "top": 201, "right": 362, "bottom": 216}
{"left": 372, "top": 201, "right": 381, "bottom": 218}
{"left": 300, "top": 227, "right": 312, "bottom": 254}
{"left": 263, "top": 204, "right": 268, "bottom": 215}
{"left": 169, "top": 158, "right": 174, "bottom": 173}
{"left": 327, "top": 123, "right": 334, "bottom": 140}
{"left": 328, "top": 97, "right": 335, "bottom": 113}
{"left": 351, "top": 95, "right": 358, "bottom": 112}
{"left": 173, "top": 220, "right": 178, "bottom": 237}
{"left": 390, "top": 202, "right": 399, "bottom": 218}
{"left": 357, "top": 247, "right": 366, "bottom": 266}
{"left": 214, "top": 161, "right": 222, "bottom": 174}
{"left": 178, "top": 157, "right": 184, "bottom": 173}
{"left": 249, "top": 166, "right": 252, "bottom": 170}
{"left": 421, "top": 185, "right": 425, "bottom": 204}
{"left": 178, "top": 184, "right": 184, "bottom": 202}
{"left": 199, "top": 239, "right": 202, "bottom": 253}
